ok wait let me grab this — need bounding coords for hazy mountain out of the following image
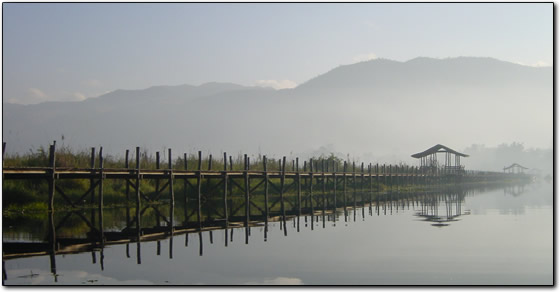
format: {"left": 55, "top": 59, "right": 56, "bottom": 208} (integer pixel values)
{"left": 3, "top": 57, "right": 552, "bottom": 170}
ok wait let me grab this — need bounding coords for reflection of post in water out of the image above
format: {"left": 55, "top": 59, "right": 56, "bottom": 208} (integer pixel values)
{"left": 225, "top": 227, "right": 229, "bottom": 246}
{"left": 3, "top": 261, "right": 7, "bottom": 283}
{"left": 100, "top": 248, "right": 105, "bottom": 271}
{"left": 199, "top": 232, "right": 203, "bottom": 256}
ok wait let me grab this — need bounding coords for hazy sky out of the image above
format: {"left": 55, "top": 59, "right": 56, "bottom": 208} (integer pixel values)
{"left": 3, "top": 3, "right": 552, "bottom": 104}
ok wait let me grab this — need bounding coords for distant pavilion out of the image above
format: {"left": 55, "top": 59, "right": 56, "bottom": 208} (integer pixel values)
{"left": 503, "top": 163, "right": 528, "bottom": 174}
{"left": 411, "top": 144, "right": 469, "bottom": 174}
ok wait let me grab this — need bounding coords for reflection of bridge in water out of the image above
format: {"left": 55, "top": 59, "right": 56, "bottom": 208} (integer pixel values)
{"left": 2, "top": 181, "right": 531, "bottom": 283}
{"left": 2, "top": 142, "right": 533, "bottom": 283}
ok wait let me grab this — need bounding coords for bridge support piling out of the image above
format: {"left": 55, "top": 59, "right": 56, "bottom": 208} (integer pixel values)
{"left": 196, "top": 151, "right": 202, "bottom": 229}
{"left": 98, "top": 147, "right": 104, "bottom": 246}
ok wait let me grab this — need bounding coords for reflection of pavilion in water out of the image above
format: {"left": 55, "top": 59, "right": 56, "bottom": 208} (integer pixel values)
{"left": 413, "top": 190, "right": 469, "bottom": 228}
{"left": 503, "top": 183, "right": 527, "bottom": 197}
{"left": 2, "top": 183, "right": 519, "bottom": 283}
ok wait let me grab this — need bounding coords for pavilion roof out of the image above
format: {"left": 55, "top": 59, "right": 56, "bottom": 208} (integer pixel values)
{"left": 503, "top": 163, "right": 528, "bottom": 170}
{"left": 411, "top": 144, "right": 469, "bottom": 159}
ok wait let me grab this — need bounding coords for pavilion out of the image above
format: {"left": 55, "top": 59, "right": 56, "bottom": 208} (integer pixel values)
{"left": 503, "top": 163, "right": 528, "bottom": 174}
{"left": 411, "top": 144, "right": 469, "bottom": 174}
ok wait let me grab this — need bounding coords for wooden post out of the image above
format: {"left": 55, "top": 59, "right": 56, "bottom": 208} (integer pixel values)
{"left": 156, "top": 152, "right": 160, "bottom": 201}
{"left": 332, "top": 160, "right": 337, "bottom": 216}
{"left": 135, "top": 147, "right": 141, "bottom": 233}
{"left": 352, "top": 162, "right": 357, "bottom": 213}
{"left": 135, "top": 147, "right": 141, "bottom": 264}
{"left": 343, "top": 161, "right": 347, "bottom": 221}
{"left": 322, "top": 160, "right": 326, "bottom": 217}
{"left": 197, "top": 151, "right": 202, "bottom": 229}
{"left": 168, "top": 149, "right": 174, "bottom": 235}
{"left": 90, "top": 147, "right": 96, "bottom": 206}
{"left": 125, "top": 149, "right": 130, "bottom": 227}
{"left": 47, "top": 143, "right": 56, "bottom": 272}
{"left": 376, "top": 163, "right": 380, "bottom": 192}
{"left": 223, "top": 152, "right": 228, "bottom": 227}
{"left": 309, "top": 158, "right": 314, "bottom": 220}
{"left": 204, "top": 153, "right": 212, "bottom": 222}
{"left": 98, "top": 147, "right": 104, "bottom": 245}
{"left": 369, "top": 163, "right": 373, "bottom": 214}
{"left": 280, "top": 156, "right": 286, "bottom": 222}
{"left": 244, "top": 154, "right": 250, "bottom": 227}
{"left": 296, "top": 158, "right": 301, "bottom": 217}
{"left": 361, "top": 162, "right": 365, "bottom": 208}
{"left": 303, "top": 161, "right": 307, "bottom": 209}
{"left": 263, "top": 156, "right": 269, "bottom": 222}
{"left": 48, "top": 143, "right": 56, "bottom": 211}
{"left": 183, "top": 153, "right": 188, "bottom": 225}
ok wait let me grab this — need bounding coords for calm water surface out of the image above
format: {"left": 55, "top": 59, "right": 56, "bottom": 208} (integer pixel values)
{"left": 3, "top": 182, "right": 552, "bottom": 285}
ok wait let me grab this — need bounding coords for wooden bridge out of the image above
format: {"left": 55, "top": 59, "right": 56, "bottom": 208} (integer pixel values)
{"left": 2, "top": 143, "right": 530, "bottom": 260}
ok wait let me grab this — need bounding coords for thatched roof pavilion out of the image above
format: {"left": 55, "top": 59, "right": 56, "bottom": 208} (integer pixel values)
{"left": 503, "top": 163, "right": 528, "bottom": 173}
{"left": 411, "top": 144, "right": 468, "bottom": 173}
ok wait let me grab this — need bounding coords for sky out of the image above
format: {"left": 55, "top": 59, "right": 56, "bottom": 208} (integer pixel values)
{"left": 2, "top": 3, "right": 552, "bottom": 104}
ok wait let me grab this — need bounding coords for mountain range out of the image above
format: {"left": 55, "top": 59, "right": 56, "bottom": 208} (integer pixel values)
{"left": 3, "top": 57, "right": 552, "bottom": 169}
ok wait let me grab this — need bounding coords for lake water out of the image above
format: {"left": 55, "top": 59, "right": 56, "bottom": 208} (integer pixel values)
{"left": 3, "top": 181, "right": 552, "bottom": 285}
